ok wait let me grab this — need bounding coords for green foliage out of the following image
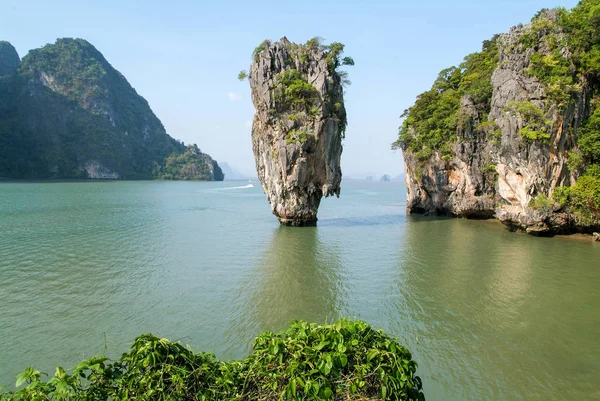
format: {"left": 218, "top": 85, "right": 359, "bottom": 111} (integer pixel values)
{"left": 552, "top": 185, "right": 572, "bottom": 207}
{"left": 567, "top": 149, "right": 585, "bottom": 172}
{"left": 273, "top": 69, "right": 320, "bottom": 113}
{"left": 253, "top": 40, "right": 270, "bottom": 62}
{"left": 285, "top": 129, "right": 309, "bottom": 144}
{"left": 482, "top": 164, "right": 498, "bottom": 174}
{"left": 305, "top": 36, "right": 323, "bottom": 49}
{"left": 529, "top": 193, "right": 555, "bottom": 212}
{"left": 557, "top": 0, "right": 600, "bottom": 80}
{"left": 324, "top": 42, "right": 345, "bottom": 71}
{"left": 153, "top": 144, "right": 223, "bottom": 181}
{"left": 516, "top": 12, "right": 580, "bottom": 107}
{"left": 0, "top": 38, "right": 198, "bottom": 180}
{"left": 393, "top": 87, "right": 461, "bottom": 161}
{"left": 341, "top": 56, "right": 355, "bottom": 66}
{"left": 586, "top": 163, "right": 600, "bottom": 178}
{"left": 504, "top": 101, "right": 552, "bottom": 143}
{"left": 518, "top": 16, "right": 557, "bottom": 48}
{"left": 527, "top": 51, "right": 578, "bottom": 106}
{"left": 0, "top": 320, "right": 425, "bottom": 401}
{"left": 478, "top": 120, "right": 502, "bottom": 143}
{"left": 570, "top": 174, "right": 600, "bottom": 210}
{"left": 579, "top": 106, "right": 600, "bottom": 163}
{"left": 237, "top": 70, "right": 248, "bottom": 81}
{"left": 393, "top": 36, "right": 499, "bottom": 161}
{"left": 459, "top": 37, "right": 499, "bottom": 105}
{"left": 553, "top": 165, "right": 600, "bottom": 223}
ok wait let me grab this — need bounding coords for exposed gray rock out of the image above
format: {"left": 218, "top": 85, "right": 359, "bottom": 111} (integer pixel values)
{"left": 247, "top": 38, "right": 346, "bottom": 226}
{"left": 84, "top": 161, "right": 120, "bottom": 179}
{"left": 402, "top": 11, "right": 600, "bottom": 234}
{"left": 593, "top": 232, "right": 600, "bottom": 242}
{"left": 403, "top": 93, "right": 499, "bottom": 218}
{"left": 489, "top": 14, "right": 588, "bottom": 233}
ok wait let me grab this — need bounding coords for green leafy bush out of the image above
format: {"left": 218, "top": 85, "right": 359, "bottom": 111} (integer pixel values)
{"left": 567, "top": 149, "right": 585, "bottom": 172}
{"left": 273, "top": 69, "right": 320, "bottom": 113}
{"left": 553, "top": 166, "right": 600, "bottom": 223}
{"left": 0, "top": 320, "right": 425, "bottom": 401}
{"left": 570, "top": 174, "right": 600, "bottom": 211}
{"left": 557, "top": 0, "right": 600, "bottom": 80}
{"left": 579, "top": 107, "right": 600, "bottom": 163}
{"left": 529, "top": 193, "right": 555, "bottom": 212}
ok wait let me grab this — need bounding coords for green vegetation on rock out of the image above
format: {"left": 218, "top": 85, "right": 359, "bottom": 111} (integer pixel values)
{"left": 554, "top": 165, "right": 600, "bottom": 224}
{"left": 0, "top": 38, "right": 222, "bottom": 181}
{"left": 244, "top": 37, "right": 352, "bottom": 142}
{"left": 154, "top": 144, "right": 224, "bottom": 181}
{"left": 392, "top": 36, "right": 499, "bottom": 161}
{"left": 0, "top": 320, "right": 424, "bottom": 401}
{"left": 504, "top": 101, "right": 552, "bottom": 143}
{"left": 273, "top": 69, "right": 320, "bottom": 113}
{"left": 394, "top": 0, "right": 600, "bottom": 230}
{"left": 285, "top": 129, "right": 310, "bottom": 145}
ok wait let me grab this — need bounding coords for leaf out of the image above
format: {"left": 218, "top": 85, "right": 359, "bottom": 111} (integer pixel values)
{"left": 15, "top": 375, "right": 27, "bottom": 388}
{"left": 367, "top": 349, "right": 379, "bottom": 361}
{"left": 291, "top": 378, "right": 297, "bottom": 396}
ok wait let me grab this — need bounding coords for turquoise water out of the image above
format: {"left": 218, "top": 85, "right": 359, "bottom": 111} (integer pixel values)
{"left": 0, "top": 180, "right": 599, "bottom": 400}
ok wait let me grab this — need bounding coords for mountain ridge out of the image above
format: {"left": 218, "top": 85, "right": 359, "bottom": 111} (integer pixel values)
{"left": 0, "top": 38, "right": 223, "bottom": 181}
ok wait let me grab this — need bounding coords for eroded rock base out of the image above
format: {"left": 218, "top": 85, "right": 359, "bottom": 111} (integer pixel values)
{"left": 279, "top": 218, "right": 318, "bottom": 227}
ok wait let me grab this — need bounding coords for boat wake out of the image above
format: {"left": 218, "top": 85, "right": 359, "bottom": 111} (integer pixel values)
{"left": 220, "top": 184, "right": 255, "bottom": 190}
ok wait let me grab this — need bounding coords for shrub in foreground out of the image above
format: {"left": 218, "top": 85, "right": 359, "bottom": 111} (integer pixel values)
{"left": 0, "top": 320, "right": 424, "bottom": 400}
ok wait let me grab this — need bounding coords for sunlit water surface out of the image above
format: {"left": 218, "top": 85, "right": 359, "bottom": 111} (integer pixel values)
{"left": 0, "top": 180, "right": 599, "bottom": 400}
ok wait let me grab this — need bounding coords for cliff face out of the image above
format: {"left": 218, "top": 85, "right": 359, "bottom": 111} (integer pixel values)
{"left": 247, "top": 38, "right": 349, "bottom": 226}
{"left": 0, "top": 38, "right": 222, "bottom": 181}
{"left": 398, "top": 5, "right": 600, "bottom": 235}
{"left": 0, "top": 42, "right": 19, "bottom": 76}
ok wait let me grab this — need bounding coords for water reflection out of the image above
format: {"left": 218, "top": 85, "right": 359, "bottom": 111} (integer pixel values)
{"left": 224, "top": 226, "right": 346, "bottom": 356}
{"left": 387, "top": 216, "right": 600, "bottom": 400}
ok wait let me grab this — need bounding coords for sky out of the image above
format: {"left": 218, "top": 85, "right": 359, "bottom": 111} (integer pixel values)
{"left": 1, "top": 0, "right": 580, "bottom": 178}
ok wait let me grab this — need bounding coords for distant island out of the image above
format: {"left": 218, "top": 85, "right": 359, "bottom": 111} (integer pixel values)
{"left": 394, "top": 2, "right": 600, "bottom": 236}
{"left": 0, "top": 39, "right": 223, "bottom": 181}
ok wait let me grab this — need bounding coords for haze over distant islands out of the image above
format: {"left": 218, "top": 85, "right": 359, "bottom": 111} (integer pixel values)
{"left": 219, "top": 162, "right": 257, "bottom": 180}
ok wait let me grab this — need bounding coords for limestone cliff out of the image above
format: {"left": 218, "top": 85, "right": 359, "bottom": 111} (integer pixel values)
{"left": 0, "top": 38, "right": 223, "bottom": 181}
{"left": 245, "top": 38, "right": 352, "bottom": 226}
{"left": 397, "top": 4, "right": 600, "bottom": 235}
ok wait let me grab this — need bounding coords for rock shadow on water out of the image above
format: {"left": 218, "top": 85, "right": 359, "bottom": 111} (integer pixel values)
{"left": 318, "top": 214, "right": 405, "bottom": 227}
{"left": 223, "top": 226, "right": 347, "bottom": 357}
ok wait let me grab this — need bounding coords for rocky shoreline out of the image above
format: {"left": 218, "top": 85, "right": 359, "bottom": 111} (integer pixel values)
{"left": 399, "top": 10, "right": 600, "bottom": 237}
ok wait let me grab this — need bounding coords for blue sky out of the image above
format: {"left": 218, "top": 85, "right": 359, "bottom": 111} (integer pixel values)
{"left": 1, "top": 0, "right": 580, "bottom": 178}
